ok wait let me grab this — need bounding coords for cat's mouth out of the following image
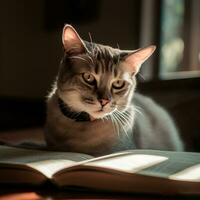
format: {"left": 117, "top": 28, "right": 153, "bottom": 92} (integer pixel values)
{"left": 94, "top": 109, "right": 106, "bottom": 115}
{"left": 90, "top": 107, "right": 114, "bottom": 120}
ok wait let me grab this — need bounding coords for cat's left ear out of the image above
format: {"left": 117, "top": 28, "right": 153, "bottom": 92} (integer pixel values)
{"left": 62, "top": 24, "right": 88, "bottom": 54}
{"left": 121, "top": 45, "right": 156, "bottom": 75}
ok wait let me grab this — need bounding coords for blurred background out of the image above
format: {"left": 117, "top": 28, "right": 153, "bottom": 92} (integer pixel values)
{"left": 0, "top": 0, "right": 199, "bottom": 151}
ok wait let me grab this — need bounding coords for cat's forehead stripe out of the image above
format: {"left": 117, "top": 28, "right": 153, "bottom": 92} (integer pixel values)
{"left": 94, "top": 61, "right": 100, "bottom": 74}
{"left": 95, "top": 59, "right": 113, "bottom": 75}
{"left": 93, "top": 47, "right": 118, "bottom": 77}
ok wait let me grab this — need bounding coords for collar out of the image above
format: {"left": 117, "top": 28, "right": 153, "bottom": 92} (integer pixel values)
{"left": 57, "top": 97, "right": 90, "bottom": 122}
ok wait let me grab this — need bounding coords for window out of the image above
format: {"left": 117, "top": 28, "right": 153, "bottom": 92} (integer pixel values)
{"left": 160, "top": 0, "right": 200, "bottom": 79}
{"left": 140, "top": 0, "right": 200, "bottom": 80}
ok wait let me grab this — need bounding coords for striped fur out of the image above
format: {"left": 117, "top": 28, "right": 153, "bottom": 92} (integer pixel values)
{"left": 45, "top": 25, "right": 183, "bottom": 156}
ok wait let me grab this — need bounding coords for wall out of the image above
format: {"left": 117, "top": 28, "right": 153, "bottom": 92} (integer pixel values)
{"left": 0, "top": 0, "right": 140, "bottom": 98}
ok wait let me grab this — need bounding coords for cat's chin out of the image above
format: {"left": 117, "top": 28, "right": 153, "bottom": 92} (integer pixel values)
{"left": 89, "top": 111, "right": 111, "bottom": 120}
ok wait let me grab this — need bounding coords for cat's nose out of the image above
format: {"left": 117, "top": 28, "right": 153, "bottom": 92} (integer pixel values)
{"left": 99, "top": 99, "right": 110, "bottom": 106}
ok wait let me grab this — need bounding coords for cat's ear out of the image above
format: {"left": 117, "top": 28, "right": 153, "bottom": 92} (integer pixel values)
{"left": 121, "top": 45, "right": 156, "bottom": 74}
{"left": 62, "top": 24, "right": 88, "bottom": 54}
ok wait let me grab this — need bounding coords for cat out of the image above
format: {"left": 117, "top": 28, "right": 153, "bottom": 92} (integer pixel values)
{"left": 44, "top": 25, "right": 184, "bottom": 156}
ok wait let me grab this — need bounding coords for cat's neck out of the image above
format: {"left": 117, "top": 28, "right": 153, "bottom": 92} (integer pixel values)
{"left": 57, "top": 97, "right": 91, "bottom": 122}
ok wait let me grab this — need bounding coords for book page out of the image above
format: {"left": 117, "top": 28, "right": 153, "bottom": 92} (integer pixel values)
{"left": 81, "top": 150, "right": 200, "bottom": 182}
{"left": 169, "top": 164, "right": 200, "bottom": 181}
{"left": 84, "top": 153, "right": 168, "bottom": 173}
{"left": 135, "top": 150, "right": 200, "bottom": 181}
{"left": 28, "top": 159, "right": 77, "bottom": 178}
{"left": 0, "top": 145, "right": 93, "bottom": 177}
{"left": 54, "top": 150, "right": 200, "bottom": 195}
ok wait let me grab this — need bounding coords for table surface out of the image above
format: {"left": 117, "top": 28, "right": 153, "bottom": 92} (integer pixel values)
{"left": 1, "top": 185, "right": 199, "bottom": 200}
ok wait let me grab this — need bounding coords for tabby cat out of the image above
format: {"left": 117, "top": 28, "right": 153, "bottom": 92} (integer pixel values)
{"left": 45, "top": 25, "right": 183, "bottom": 156}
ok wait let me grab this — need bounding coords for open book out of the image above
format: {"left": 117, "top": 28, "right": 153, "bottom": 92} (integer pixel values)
{"left": 0, "top": 145, "right": 200, "bottom": 195}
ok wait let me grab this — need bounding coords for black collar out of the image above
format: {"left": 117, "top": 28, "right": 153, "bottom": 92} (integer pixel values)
{"left": 58, "top": 97, "right": 90, "bottom": 122}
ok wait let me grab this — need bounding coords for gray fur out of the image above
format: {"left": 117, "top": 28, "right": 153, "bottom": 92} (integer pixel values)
{"left": 133, "top": 94, "right": 183, "bottom": 151}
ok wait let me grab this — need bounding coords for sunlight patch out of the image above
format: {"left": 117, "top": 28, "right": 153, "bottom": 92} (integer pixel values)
{"left": 85, "top": 154, "right": 168, "bottom": 172}
{"left": 169, "top": 164, "right": 200, "bottom": 181}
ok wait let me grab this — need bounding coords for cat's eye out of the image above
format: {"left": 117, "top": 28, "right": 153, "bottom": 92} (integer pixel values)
{"left": 82, "top": 73, "right": 96, "bottom": 85}
{"left": 112, "top": 80, "right": 125, "bottom": 89}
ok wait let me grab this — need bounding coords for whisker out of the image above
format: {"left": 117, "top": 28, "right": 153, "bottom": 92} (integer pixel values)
{"left": 113, "top": 112, "right": 129, "bottom": 139}
{"left": 112, "top": 113, "right": 122, "bottom": 139}
{"left": 134, "top": 106, "right": 144, "bottom": 116}
{"left": 123, "top": 111, "right": 135, "bottom": 121}
{"left": 112, "top": 114, "right": 120, "bottom": 138}
{"left": 115, "top": 110, "right": 133, "bottom": 133}
{"left": 88, "top": 32, "right": 95, "bottom": 55}
{"left": 116, "top": 43, "right": 121, "bottom": 66}
{"left": 69, "top": 56, "right": 90, "bottom": 64}
{"left": 116, "top": 43, "right": 120, "bottom": 50}
{"left": 109, "top": 115, "right": 119, "bottom": 138}
{"left": 87, "top": 55, "right": 95, "bottom": 65}
{"left": 117, "top": 104, "right": 143, "bottom": 117}
{"left": 137, "top": 72, "right": 146, "bottom": 81}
